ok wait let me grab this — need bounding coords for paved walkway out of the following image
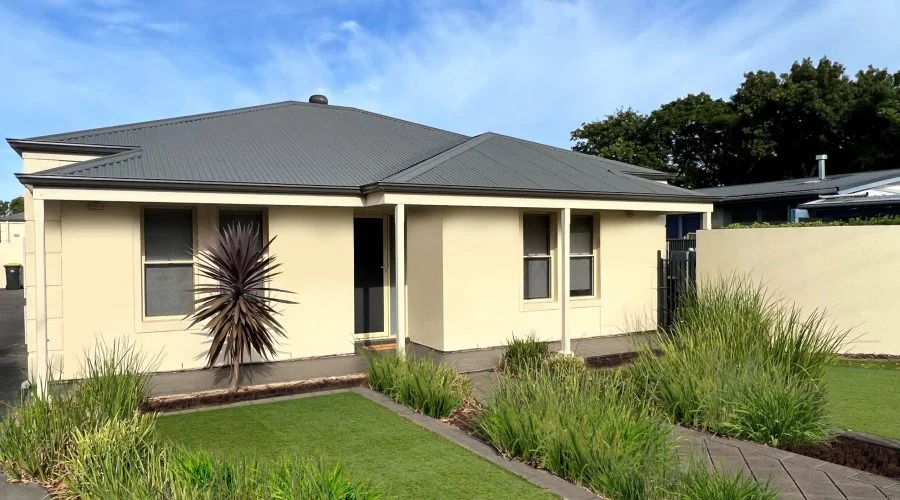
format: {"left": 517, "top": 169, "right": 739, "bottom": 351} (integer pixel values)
{"left": 469, "top": 372, "right": 900, "bottom": 500}
{"left": 0, "top": 289, "right": 28, "bottom": 406}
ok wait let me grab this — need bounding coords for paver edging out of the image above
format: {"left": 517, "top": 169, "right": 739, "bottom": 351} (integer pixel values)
{"left": 351, "top": 386, "right": 602, "bottom": 500}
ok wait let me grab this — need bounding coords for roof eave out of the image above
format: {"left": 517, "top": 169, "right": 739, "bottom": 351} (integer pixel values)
{"left": 6, "top": 139, "right": 135, "bottom": 156}
{"left": 365, "top": 182, "right": 715, "bottom": 203}
{"left": 14, "top": 174, "right": 363, "bottom": 196}
{"left": 714, "top": 189, "right": 838, "bottom": 203}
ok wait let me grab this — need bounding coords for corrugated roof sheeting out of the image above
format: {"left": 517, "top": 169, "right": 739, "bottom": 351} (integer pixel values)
{"left": 698, "top": 169, "right": 900, "bottom": 200}
{"left": 18, "top": 101, "right": 707, "bottom": 201}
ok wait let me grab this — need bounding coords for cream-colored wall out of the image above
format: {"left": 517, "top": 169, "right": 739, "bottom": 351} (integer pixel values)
{"left": 43, "top": 201, "right": 356, "bottom": 379}
{"left": 406, "top": 208, "right": 445, "bottom": 350}
{"left": 407, "top": 207, "right": 664, "bottom": 351}
{"left": 0, "top": 221, "right": 25, "bottom": 288}
{"left": 697, "top": 227, "right": 900, "bottom": 355}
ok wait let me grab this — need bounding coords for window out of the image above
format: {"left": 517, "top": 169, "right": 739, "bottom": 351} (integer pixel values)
{"left": 523, "top": 214, "right": 551, "bottom": 300}
{"left": 143, "top": 208, "right": 194, "bottom": 317}
{"left": 219, "top": 209, "right": 264, "bottom": 251}
{"left": 570, "top": 215, "right": 594, "bottom": 297}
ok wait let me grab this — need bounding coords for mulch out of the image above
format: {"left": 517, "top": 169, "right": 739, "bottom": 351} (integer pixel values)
{"left": 783, "top": 436, "right": 900, "bottom": 478}
{"left": 140, "top": 374, "right": 366, "bottom": 413}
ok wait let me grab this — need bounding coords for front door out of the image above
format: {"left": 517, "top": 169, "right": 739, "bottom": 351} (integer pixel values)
{"left": 354, "top": 218, "right": 385, "bottom": 334}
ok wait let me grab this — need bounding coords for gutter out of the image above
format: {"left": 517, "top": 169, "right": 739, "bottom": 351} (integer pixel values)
{"left": 6, "top": 139, "right": 136, "bottom": 156}
{"left": 16, "top": 175, "right": 715, "bottom": 204}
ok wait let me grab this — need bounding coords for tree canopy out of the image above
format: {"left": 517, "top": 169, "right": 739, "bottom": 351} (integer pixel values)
{"left": 572, "top": 57, "right": 900, "bottom": 188}
{"left": 0, "top": 197, "right": 23, "bottom": 217}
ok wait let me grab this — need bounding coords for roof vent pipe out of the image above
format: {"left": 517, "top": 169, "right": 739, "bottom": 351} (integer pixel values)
{"left": 308, "top": 94, "right": 328, "bottom": 105}
{"left": 816, "top": 154, "right": 827, "bottom": 180}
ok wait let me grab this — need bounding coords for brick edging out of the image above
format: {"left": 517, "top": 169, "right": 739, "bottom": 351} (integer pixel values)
{"left": 351, "top": 387, "right": 602, "bottom": 500}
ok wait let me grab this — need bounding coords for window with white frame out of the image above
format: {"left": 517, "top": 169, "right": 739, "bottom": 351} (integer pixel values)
{"left": 143, "top": 208, "right": 194, "bottom": 317}
{"left": 523, "top": 214, "right": 552, "bottom": 300}
{"left": 218, "top": 209, "right": 265, "bottom": 251}
{"left": 570, "top": 215, "right": 594, "bottom": 297}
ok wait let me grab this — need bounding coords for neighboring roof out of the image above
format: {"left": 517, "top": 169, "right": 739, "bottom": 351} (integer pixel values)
{"left": 11, "top": 100, "right": 705, "bottom": 202}
{"left": 697, "top": 169, "right": 900, "bottom": 202}
{"left": 0, "top": 212, "right": 24, "bottom": 222}
{"left": 800, "top": 193, "right": 900, "bottom": 209}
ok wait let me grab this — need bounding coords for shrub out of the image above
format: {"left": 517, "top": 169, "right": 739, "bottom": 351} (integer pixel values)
{"left": 499, "top": 336, "right": 550, "bottom": 374}
{"left": 60, "top": 415, "right": 168, "bottom": 499}
{"left": 726, "top": 214, "right": 900, "bottom": 228}
{"left": 477, "top": 366, "right": 678, "bottom": 499}
{"left": 0, "top": 339, "right": 154, "bottom": 482}
{"left": 674, "top": 466, "right": 776, "bottom": 500}
{"left": 630, "top": 277, "right": 847, "bottom": 446}
{"left": 367, "top": 353, "right": 471, "bottom": 418}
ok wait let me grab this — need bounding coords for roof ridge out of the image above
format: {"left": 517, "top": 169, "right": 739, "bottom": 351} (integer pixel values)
{"left": 26, "top": 101, "right": 300, "bottom": 142}
{"left": 381, "top": 133, "right": 492, "bottom": 183}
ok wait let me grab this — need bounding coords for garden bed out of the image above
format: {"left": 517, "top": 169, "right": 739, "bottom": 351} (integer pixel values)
{"left": 783, "top": 434, "right": 900, "bottom": 479}
{"left": 141, "top": 374, "right": 366, "bottom": 412}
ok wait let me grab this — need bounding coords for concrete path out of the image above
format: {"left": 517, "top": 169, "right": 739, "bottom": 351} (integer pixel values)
{"left": 0, "top": 289, "right": 28, "bottom": 406}
{"left": 469, "top": 372, "right": 900, "bottom": 500}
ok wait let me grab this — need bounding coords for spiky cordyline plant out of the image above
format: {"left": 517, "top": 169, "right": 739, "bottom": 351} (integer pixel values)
{"left": 189, "top": 223, "right": 295, "bottom": 391}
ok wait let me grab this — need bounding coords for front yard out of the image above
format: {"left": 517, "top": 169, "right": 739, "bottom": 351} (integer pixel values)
{"left": 826, "top": 358, "right": 900, "bottom": 439}
{"left": 156, "top": 391, "right": 554, "bottom": 499}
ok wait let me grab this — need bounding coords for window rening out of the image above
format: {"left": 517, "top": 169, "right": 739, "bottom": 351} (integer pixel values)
{"left": 143, "top": 208, "right": 194, "bottom": 317}
{"left": 523, "top": 214, "right": 552, "bottom": 300}
{"left": 570, "top": 215, "right": 594, "bottom": 297}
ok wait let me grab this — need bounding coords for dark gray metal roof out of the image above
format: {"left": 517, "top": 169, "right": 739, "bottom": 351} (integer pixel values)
{"left": 697, "top": 169, "right": 900, "bottom": 202}
{"left": 800, "top": 193, "right": 900, "bottom": 209}
{"left": 11, "top": 100, "right": 707, "bottom": 202}
{"left": 0, "top": 212, "right": 24, "bottom": 222}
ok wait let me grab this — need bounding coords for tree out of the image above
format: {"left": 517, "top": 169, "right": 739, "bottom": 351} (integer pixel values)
{"left": 188, "top": 222, "right": 295, "bottom": 391}
{"left": 572, "top": 108, "right": 667, "bottom": 172}
{"left": 572, "top": 57, "right": 900, "bottom": 188}
{"left": 0, "top": 197, "right": 24, "bottom": 217}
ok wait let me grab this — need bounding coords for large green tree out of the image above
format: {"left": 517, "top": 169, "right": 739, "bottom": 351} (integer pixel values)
{"left": 572, "top": 57, "right": 900, "bottom": 188}
{"left": 0, "top": 197, "right": 23, "bottom": 217}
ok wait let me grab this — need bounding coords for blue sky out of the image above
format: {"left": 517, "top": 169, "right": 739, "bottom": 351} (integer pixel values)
{"left": 1, "top": 0, "right": 899, "bottom": 200}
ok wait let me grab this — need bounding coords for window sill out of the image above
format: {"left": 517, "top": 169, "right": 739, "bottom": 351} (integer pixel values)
{"left": 136, "top": 316, "right": 195, "bottom": 334}
{"left": 571, "top": 296, "right": 602, "bottom": 309}
{"left": 521, "top": 298, "right": 559, "bottom": 312}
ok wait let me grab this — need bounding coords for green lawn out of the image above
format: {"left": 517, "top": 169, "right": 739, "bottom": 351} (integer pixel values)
{"left": 156, "top": 391, "right": 554, "bottom": 499}
{"left": 825, "top": 359, "right": 900, "bottom": 440}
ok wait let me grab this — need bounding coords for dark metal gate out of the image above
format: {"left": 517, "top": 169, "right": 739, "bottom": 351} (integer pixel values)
{"left": 657, "top": 239, "right": 696, "bottom": 332}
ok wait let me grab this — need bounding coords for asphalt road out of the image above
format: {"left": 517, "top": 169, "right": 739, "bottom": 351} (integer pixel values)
{"left": 0, "top": 289, "right": 28, "bottom": 406}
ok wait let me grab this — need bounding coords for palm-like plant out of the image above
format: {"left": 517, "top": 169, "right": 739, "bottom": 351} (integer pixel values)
{"left": 189, "top": 222, "right": 295, "bottom": 391}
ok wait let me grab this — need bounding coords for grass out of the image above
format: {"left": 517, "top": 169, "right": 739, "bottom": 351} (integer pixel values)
{"left": 825, "top": 359, "right": 900, "bottom": 439}
{"left": 499, "top": 335, "right": 550, "bottom": 374}
{"left": 367, "top": 353, "right": 471, "bottom": 418}
{"left": 157, "top": 392, "right": 554, "bottom": 500}
{"left": 629, "top": 277, "right": 848, "bottom": 447}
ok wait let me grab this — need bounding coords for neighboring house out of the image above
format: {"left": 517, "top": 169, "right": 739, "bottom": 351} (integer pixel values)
{"left": 9, "top": 97, "right": 712, "bottom": 382}
{"left": 666, "top": 163, "right": 900, "bottom": 235}
{"left": 0, "top": 212, "right": 25, "bottom": 289}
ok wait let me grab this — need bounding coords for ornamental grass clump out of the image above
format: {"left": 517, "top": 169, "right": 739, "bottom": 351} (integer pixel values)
{"left": 476, "top": 366, "right": 678, "bottom": 500}
{"left": 498, "top": 335, "right": 550, "bottom": 375}
{"left": 629, "top": 276, "right": 849, "bottom": 446}
{"left": 0, "top": 339, "right": 154, "bottom": 482}
{"left": 675, "top": 465, "right": 776, "bottom": 500}
{"left": 367, "top": 353, "right": 471, "bottom": 418}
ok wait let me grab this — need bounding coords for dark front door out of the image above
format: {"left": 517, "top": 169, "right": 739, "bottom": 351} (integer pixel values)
{"left": 354, "top": 218, "right": 385, "bottom": 334}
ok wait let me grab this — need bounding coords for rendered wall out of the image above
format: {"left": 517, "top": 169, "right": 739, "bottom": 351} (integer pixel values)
{"left": 697, "top": 227, "right": 900, "bottom": 355}
{"left": 429, "top": 207, "right": 663, "bottom": 351}
{"left": 45, "top": 201, "right": 355, "bottom": 379}
{"left": 0, "top": 221, "right": 25, "bottom": 288}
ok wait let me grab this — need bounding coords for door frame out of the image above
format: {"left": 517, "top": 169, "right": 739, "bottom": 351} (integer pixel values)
{"left": 353, "top": 214, "right": 393, "bottom": 340}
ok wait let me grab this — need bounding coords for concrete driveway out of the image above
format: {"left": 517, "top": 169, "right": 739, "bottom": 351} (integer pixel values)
{"left": 0, "top": 289, "right": 28, "bottom": 406}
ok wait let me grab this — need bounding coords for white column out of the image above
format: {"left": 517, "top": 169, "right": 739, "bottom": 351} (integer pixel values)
{"left": 33, "top": 199, "right": 49, "bottom": 394}
{"left": 701, "top": 211, "right": 713, "bottom": 230}
{"left": 394, "top": 204, "right": 406, "bottom": 355}
{"left": 560, "top": 207, "right": 571, "bottom": 354}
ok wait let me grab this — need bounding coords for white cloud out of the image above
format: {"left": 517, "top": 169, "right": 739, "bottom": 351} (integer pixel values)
{"left": 1, "top": 0, "right": 899, "bottom": 200}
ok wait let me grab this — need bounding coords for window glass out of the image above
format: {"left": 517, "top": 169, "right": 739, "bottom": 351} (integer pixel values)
{"left": 524, "top": 259, "right": 550, "bottom": 299}
{"left": 144, "top": 209, "right": 193, "bottom": 261}
{"left": 219, "top": 210, "right": 264, "bottom": 250}
{"left": 571, "top": 215, "right": 593, "bottom": 254}
{"left": 523, "top": 214, "right": 550, "bottom": 256}
{"left": 145, "top": 264, "right": 194, "bottom": 317}
{"left": 570, "top": 256, "right": 593, "bottom": 296}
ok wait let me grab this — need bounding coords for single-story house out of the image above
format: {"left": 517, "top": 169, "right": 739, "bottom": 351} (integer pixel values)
{"left": 668, "top": 161, "right": 900, "bottom": 234}
{"left": 9, "top": 96, "right": 712, "bottom": 383}
{"left": 0, "top": 212, "right": 25, "bottom": 288}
